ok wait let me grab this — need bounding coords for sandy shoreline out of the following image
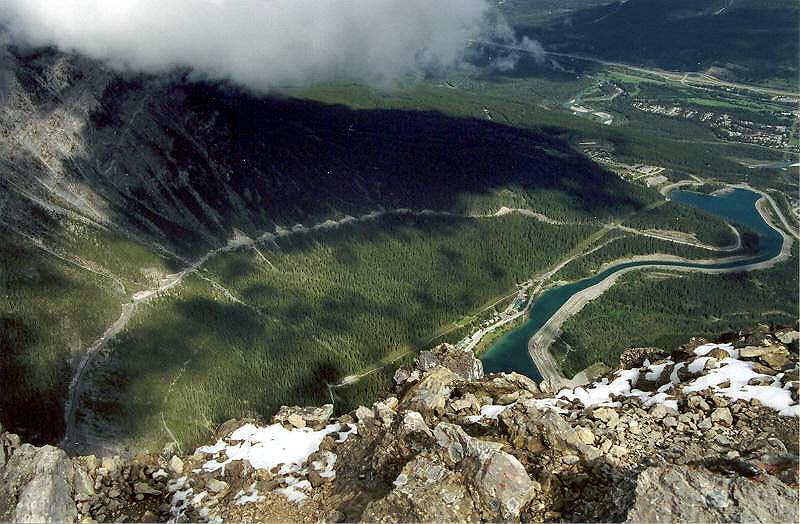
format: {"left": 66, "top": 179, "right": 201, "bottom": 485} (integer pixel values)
{"left": 530, "top": 191, "right": 794, "bottom": 392}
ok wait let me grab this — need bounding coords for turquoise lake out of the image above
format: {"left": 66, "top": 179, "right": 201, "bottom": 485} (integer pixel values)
{"left": 479, "top": 188, "right": 784, "bottom": 380}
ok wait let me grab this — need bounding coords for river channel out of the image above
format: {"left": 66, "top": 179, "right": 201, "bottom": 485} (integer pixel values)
{"left": 480, "top": 188, "right": 785, "bottom": 380}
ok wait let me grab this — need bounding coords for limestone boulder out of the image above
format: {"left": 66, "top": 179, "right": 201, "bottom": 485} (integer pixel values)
{"left": 459, "top": 372, "right": 540, "bottom": 404}
{"left": 399, "top": 366, "right": 460, "bottom": 421}
{"left": 372, "top": 411, "right": 436, "bottom": 478}
{"left": 415, "top": 344, "right": 484, "bottom": 381}
{"left": 0, "top": 444, "right": 77, "bottom": 523}
{"left": 626, "top": 464, "right": 797, "bottom": 523}
{"left": 499, "top": 401, "right": 601, "bottom": 461}
{"left": 273, "top": 404, "right": 334, "bottom": 430}
{"left": 362, "top": 452, "right": 479, "bottom": 523}
{"left": 367, "top": 422, "right": 536, "bottom": 522}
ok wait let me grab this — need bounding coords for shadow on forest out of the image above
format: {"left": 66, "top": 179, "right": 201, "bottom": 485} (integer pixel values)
{"left": 0, "top": 316, "right": 66, "bottom": 445}
{"left": 58, "top": 60, "right": 652, "bottom": 257}
{"left": 4, "top": 44, "right": 657, "bottom": 445}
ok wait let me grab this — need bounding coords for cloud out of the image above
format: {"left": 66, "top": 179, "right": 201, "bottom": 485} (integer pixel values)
{"left": 519, "top": 37, "right": 546, "bottom": 64}
{"left": 0, "top": 0, "right": 509, "bottom": 91}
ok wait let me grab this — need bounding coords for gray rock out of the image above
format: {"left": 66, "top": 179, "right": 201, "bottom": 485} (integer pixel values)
{"left": 3, "top": 445, "right": 78, "bottom": 523}
{"left": 663, "top": 416, "right": 678, "bottom": 428}
{"left": 372, "top": 411, "right": 435, "bottom": 478}
{"left": 739, "top": 345, "right": 792, "bottom": 370}
{"left": 461, "top": 372, "right": 539, "bottom": 403}
{"left": 133, "top": 481, "right": 161, "bottom": 495}
{"left": 373, "top": 399, "right": 398, "bottom": 428}
{"left": 775, "top": 329, "right": 799, "bottom": 346}
{"left": 611, "top": 445, "right": 628, "bottom": 458}
{"left": 355, "top": 405, "right": 376, "bottom": 424}
{"left": 415, "top": 350, "right": 440, "bottom": 373}
{"left": 711, "top": 407, "right": 733, "bottom": 426}
{"left": 393, "top": 368, "right": 411, "bottom": 385}
{"left": 367, "top": 422, "right": 535, "bottom": 522}
{"left": 649, "top": 404, "right": 669, "bottom": 419}
{"left": 449, "top": 392, "right": 481, "bottom": 413}
{"left": 499, "top": 402, "right": 600, "bottom": 461}
{"left": 415, "top": 344, "right": 484, "bottom": 381}
{"left": 206, "top": 478, "right": 229, "bottom": 494}
{"left": 576, "top": 427, "right": 595, "bottom": 445}
{"left": 432, "top": 423, "right": 531, "bottom": 520}
{"left": 101, "top": 455, "right": 123, "bottom": 472}
{"left": 592, "top": 407, "right": 620, "bottom": 428}
{"left": 466, "top": 444, "right": 537, "bottom": 520}
{"left": 399, "top": 366, "right": 459, "bottom": 420}
{"left": 362, "top": 453, "right": 479, "bottom": 523}
{"left": 73, "top": 466, "right": 95, "bottom": 502}
{"left": 432, "top": 422, "right": 470, "bottom": 465}
{"left": 287, "top": 413, "right": 306, "bottom": 428}
{"left": 273, "top": 404, "right": 334, "bottom": 429}
{"left": 626, "top": 464, "right": 797, "bottom": 523}
{"left": 168, "top": 454, "right": 184, "bottom": 475}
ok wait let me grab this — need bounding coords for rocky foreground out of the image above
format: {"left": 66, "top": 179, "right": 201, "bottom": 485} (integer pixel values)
{"left": 1, "top": 325, "right": 798, "bottom": 523}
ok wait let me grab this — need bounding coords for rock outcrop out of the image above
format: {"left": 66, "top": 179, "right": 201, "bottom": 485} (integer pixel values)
{"left": 0, "top": 443, "right": 77, "bottom": 523}
{"left": 0, "top": 326, "right": 798, "bottom": 522}
{"left": 626, "top": 464, "right": 797, "bottom": 523}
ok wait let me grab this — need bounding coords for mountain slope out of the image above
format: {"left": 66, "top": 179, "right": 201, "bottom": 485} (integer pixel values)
{"left": 0, "top": 44, "right": 658, "bottom": 445}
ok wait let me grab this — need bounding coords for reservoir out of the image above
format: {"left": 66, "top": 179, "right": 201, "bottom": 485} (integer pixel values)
{"left": 480, "top": 188, "right": 785, "bottom": 380}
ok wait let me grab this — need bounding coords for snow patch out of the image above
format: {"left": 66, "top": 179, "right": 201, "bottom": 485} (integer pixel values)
{"left": 693, "top": 343, "right": 737, "bottom": 358}
{"left": 557, "top": 369, "right": 641, "bottom": 407}
{"left": 644, "top": 361, "right": 670, "bottom": 382}
{"left": 197, "top": 422, "right": 350, "bottom": 473}
{"left": 276, "top": 481, "right": 310, "bottom": 503}
{"left": 552, "top": 351, "right": 797, "bottom": 418}
{"left": 465, "top": 402, "right": 516, "bottom": 423}
{"left": 234, "top": 483, "right": 265, "bottom": 506}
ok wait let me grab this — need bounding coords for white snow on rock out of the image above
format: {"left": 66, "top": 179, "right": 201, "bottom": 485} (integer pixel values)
{"left": 687, "top": 356, "right": 713, "bottom": 374}
{"left": 277, "top": 481, "right": 311, "bottom": 502}
{"left": 196, "top": 440, "right": 226, "bottom": 455}
{"left": 682, "top": 358, "right": 797, "bottom": 415}
{"left": 336, "top": 424, "right": 358, "bottom": 443}
{"left": 234, "top": 484, "right": 265, "bottom": 506}
{"left": 552, "top": 350, "right": 797, "bottom": 417}
{"left": 167, "top": 476, "right": 193, "bottom": 519}
{"left": 198, "top": 422, "right": 352, "bottom": 473}
{"left": 693, "top": 343, "right": 738, "bottom": 358}
{"left": 192, "top": 421, "right": 357, "bottom": 506}
{"left": 644, "top": 360, "right": 670, "bottom": 381}
{"left": 466, "top": 403, "right": 516, "bottom": 422}
{"left": 669, "top": 362, "right": 685, "bottom": 384}
{"left": 557, "top": 369, "right": 641, "bottom": 407}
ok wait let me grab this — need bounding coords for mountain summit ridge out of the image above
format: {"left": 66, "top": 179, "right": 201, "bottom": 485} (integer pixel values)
{"left": 1, "top": 324, "right": 797, "bottom": 523}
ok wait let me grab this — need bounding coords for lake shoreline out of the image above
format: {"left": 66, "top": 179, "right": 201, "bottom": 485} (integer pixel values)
{"left": 481, "top": 187, "right": 793, "bottom": 391}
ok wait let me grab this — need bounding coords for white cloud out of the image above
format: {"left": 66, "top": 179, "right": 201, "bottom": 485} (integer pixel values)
{"left": 1, "top": 0, "right": 507, "bottom": 90}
